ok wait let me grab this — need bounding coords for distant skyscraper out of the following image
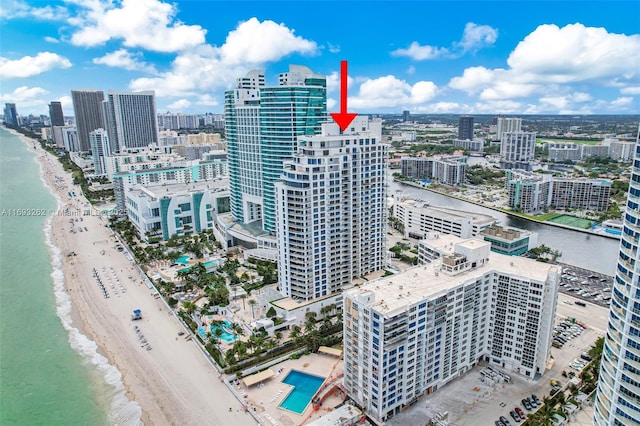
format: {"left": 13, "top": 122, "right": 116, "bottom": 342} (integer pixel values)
{"left": 104, "top": 90, "right": 158, "bottom": 151}
{"left": 275, "top": 117, "right": 387, "bottom": 301}
{"left": 496, "top": 117, "right": 522, "bottom": 140}
{"left": 90, "top": 128, "right": 111, "bottom": 176}
{"left": 3, "top": 103, "right": 18, "bottom": 126}
{"left": 71, "top": 90, "right": 105, "bottom": 152}
{"left": 458, "top": 115, "right": 474, "bottom": 140}
{"left": 403, "top": 110, "right": 410, "bottom": 122}
{"left": 593, "top": 126, "right": 640, "bottom": 425}
{"left": 225, "top": 65, "right": 327, "bottom": 235}
{"left": 48, "top": 101, "right": 65, "bottom": 127}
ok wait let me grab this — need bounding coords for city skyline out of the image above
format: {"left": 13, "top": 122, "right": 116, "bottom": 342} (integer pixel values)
{"left": 1, "top": 0, "right": 639, "bottom": 116}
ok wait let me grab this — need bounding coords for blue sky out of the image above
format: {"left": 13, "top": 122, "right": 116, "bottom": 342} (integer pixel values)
{"left": 1, "top": 0, "right": 639, "bottom": 116}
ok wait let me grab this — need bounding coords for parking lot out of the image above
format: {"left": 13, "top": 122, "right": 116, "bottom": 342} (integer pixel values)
{"left": 558, "top": 263, "right": 613, "bottom": 309}
{"left": 388, "top": 291, "right": 609, "bottom": 425}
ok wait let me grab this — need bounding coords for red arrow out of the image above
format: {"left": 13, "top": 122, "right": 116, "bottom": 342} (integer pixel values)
{"left": 330, "top": 60, "right": 357, "bottom": 131}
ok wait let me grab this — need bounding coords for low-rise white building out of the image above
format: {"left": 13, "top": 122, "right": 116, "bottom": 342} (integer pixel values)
{"left": 125, "top": 180, "right": 230, "bottom": 241}
{"left": 393, "top": 199, "right": 497, "bottom": 239}
{"left": 343, "top": 237, "right": 559, "bottom": 423}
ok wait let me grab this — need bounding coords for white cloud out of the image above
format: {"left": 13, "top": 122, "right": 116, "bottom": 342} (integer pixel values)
{"left": 449, "top": 23, "right": 640, "bottom": 109}
{"left": 621, "top": 86, "right": 640, "bottom": 95}
{"left": 327, "top": 43, "right": 340, "bottom": 54}
{"left": 326, "top": 71, "right": 355, "bottom": 94}
{"left": 130, "top": 18, "right": 318, "bottom": 97}
{"left": 68, "top": 0, "right": 206, "bottom": 53}
{"left": 391, "top": 42, "right": 449, "bottom": 60}
{"left": 166, "top": 99, "right": 191, "bottom": 110}
{"left": 0, "top": 0, "right": 68, "bottom": 21}
{"left": 0, "top": 86, "right": 49, "bottom": 112}
{"left": 418, "top": 102, "right": 464, "bottom": 113}
{"left": 406, "top": 65, "right": 416, "bottom": 75}
{"left": 507, "top": 23, "right": 640, "bottom": 84}
{"left": 327, "top": 98, "right": 337, "bottom": 110}
{"left": 350, "top": 75, "right": 438, "bottom": 109}
{"left": 0, "top": 52, "right": 71, "bottom": 78}
{"left": 448, "top": 66, "right": 498, "bottom": 94}
{"left": 195, "top": 94, "right": 219, "bottom": 107}
{"left": 93, "top": 49, "right": 157, "bottom": 74}
{"left": 456, "top": 22, "right": 498, "bottom": 52}
{"left": 219, "top": 17, "right": 316, "bottom": 65}
{"left": 44, "top": 36, "right": 59, "bottom": 43}
{"left": 611, "top": 97, "right": 633, "bottom": 107}
{"left": 392, "top": 22, "right": 497, "bottom": 60}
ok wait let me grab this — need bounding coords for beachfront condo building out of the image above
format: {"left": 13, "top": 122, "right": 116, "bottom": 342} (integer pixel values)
{"left": 225, "top": 65, "right": 327, "bottom": 236}
{"left": 343, "top": 237, "right": 559, "bottom": 423}
{"left": 401, "top": 156, "right": 467, "bottom": 186}
{"left": 392, "top": 198, "right": 497, "bottom": 239}
{"left": 593, "top": 126, "right": 640, "bottom": 425}
{"left": 71, "top": 90, "right": 105, "bottom": 152}
{"left": 102, "top": 90, "right": 159, "bottom": 151}
{"left": 125, "top": 179, "right": 229, "bottom": 241}
{"left": 500, "top": 131, "right": 537, "bottom": 169}
{"left": 48, "top": 101, "right": 65, "bottom": 127}
{"left": 506, "top": 170, "right": 611, "bottom": 213}
{"left": 275, "top": 117, "right": 387, "bottom": 301}
{"left": 453, "top": 138, "right": 484, "bottom": 151}
{"left": 3, "top": 103, "right": 19, "bottom": 126}
{"left": 90, "top": 129, "right": 111, "bottom": 176}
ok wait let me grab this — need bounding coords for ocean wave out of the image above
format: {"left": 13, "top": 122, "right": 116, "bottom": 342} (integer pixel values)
{"left": 39, "top": 162, "right": 143, "bottom": 426}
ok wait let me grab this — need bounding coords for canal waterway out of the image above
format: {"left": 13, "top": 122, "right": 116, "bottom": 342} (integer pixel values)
{"left": 388, "top": 179, "right": 620, "bottom": 276}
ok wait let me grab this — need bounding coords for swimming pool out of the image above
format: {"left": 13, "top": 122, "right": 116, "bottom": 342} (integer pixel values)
{"left": 278, "top": 370, "right": 326, "bottom": 414}
{"left": 197, "top": 320, "right": 238, "bottom": 343}
{"left": 175, "top": 255, "right": 190, "bottom": 265}
{"left": 177, "top": 259, "right": 221, "bottom": 273}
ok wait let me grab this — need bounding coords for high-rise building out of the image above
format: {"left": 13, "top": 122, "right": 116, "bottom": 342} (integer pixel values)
{"left": 71, "top": 90, "right": 105, "bottom": 152}
{"left": 48, "top": 101, "right": 65, "bottom": 127}
{"left": 593, "top": 126, "right": 640, "bottom": 425}
{"left": 343, "top": 237, "right": 559, "bottom": 423}
{"left": 500, "top": 131, "right": 536, "bottom": 168}
{"left": 496, "top": 117, "right": 522, "bottom": 140}
{"left": 403, "top": 110, "right": 410, "bottom": 122}
{"left": 103, "top": 90, "right": 159, "bottom": 151}
{"left": 90, "top": 129, "right": 111, "bottom": 176}
{"left": 458, "top": 115, "right": 474, "bottom": 140}
{"left": 275, "top": 117, "right": 387, "bottom": 301}
{"left": 3, "top": 103, "right": 18, "bottom": 126}
{"left": 225, "top": 65, "right": 327, "bottom": 235}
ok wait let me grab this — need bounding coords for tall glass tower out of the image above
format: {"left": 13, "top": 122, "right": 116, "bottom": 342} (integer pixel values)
{"left": 71, "top": 90, "right": 105, "bottom": 152}
{"left": 225, "top": 65, "right": 326, "bottom": 235}
{"left": 593, "top": 125, "right": 640, "bottom": 425}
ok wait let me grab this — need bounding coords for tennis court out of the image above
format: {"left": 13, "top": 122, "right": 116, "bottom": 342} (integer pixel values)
{"left": 545, "top": 214, "right": 593, "bottom": 229}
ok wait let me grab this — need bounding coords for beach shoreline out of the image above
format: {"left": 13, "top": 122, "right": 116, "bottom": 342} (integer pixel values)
{"left": 10, "top": 128, "right": 255, "bottom": 426}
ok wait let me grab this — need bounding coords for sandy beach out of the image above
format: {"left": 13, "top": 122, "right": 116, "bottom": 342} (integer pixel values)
{"left": 13, "top": 129, "right": 257, "bottom": 426}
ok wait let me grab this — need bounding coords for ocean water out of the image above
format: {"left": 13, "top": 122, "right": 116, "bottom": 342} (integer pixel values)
{"left": 0, "top": 128, "right": 141, "bottom": 425}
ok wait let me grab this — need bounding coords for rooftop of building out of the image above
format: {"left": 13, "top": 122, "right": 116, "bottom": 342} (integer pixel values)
{"left": 397, "top": 198, "right": 496, "bottom": 225}
{"left": 481, "top": 225, "right": 534, "bottom": 240}
{"left": 346, "top": 240, "right": 559, "bottom": 316}
{"left": 129, "top": 178, "right": 229, "bottom": 198}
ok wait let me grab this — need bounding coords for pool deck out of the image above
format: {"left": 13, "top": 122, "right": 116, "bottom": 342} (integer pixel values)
{"left": 233, "top": 353, "right": 345, "bottom": 426}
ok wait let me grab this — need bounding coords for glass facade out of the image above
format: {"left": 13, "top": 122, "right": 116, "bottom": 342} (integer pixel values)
{"left": 594, "top": 126, "right": 640, "bottom": 425}
{"left": 225, "top": 66, "right": 326, "bottom": 234}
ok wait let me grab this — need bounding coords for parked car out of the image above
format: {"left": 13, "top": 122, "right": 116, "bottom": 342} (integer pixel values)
{"left": 515, "top": 407, "right": 525, "bottom": 419}
{"left": 527, "top": 396, "right": 537, "bottom": 407}
{"left": 532, "top": 394, "right": 541, "bottom": 405}
{"left": 581, "top": 352, "right": 593, "bottom": 361}
{"left": 522, "top": 398, "right": 532, "bottom": 410}
{"left": 500, "top": 415, "right": 512, "bottom": 426}
{"left": 510, "top": 410, "right": 522, "bottom": 422}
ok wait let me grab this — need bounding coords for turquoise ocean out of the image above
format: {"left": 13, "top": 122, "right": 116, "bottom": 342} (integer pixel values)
{"left": 0, "top": 128, "right": 141, "bottom": 425}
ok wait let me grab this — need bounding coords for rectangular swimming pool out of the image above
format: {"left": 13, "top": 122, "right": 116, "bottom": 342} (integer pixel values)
{"left": 278, "top": 370, "right": 325, "bottom": 414}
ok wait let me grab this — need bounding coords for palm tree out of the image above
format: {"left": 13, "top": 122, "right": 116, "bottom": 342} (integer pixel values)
{"left": 214, "top": 327, "right": 224, "bottom": 344}
{"left": 182, "top": 301, "right": 197, "bottom": 315}
{"left": 248, "top": 299, "right": 257, "bottom": 318}
{"left": 290, "top": 325, "right": 301, "bottom": 341}
{"left": 274, "top": 331, "right": 283, "bottom": 345}
{"left": 239, "top": 294, "right": 247, "bottom": 310}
